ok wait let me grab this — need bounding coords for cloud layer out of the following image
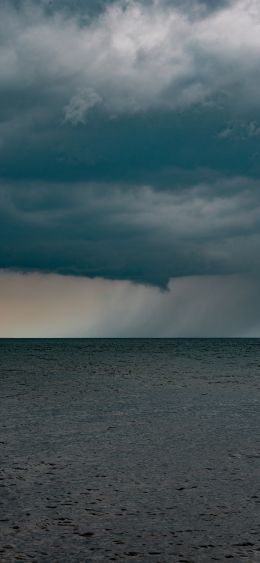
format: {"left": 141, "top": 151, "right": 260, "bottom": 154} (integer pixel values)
{"left": 1, "top": 0, "right": 260, "bottom": 125}
{"left": 0, "top": 176, "right": 259, "bottom": 285}
{"left": 1, "top": 1, "right": 260, "bottom": 183}
{"left": 0, "top": 0, "right": 260, "bottom": 335}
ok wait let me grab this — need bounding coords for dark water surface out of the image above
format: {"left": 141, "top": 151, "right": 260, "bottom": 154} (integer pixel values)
{"left": 1, "top": 339, "right": 260, "bottom": 562}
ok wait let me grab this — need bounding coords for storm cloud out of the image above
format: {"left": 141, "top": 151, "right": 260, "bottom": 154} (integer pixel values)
{"left": 1, "top": 0, "right": 260, "bottom": 125}
{"left": 0, "top": 176, "right": 259, "bottom": 285}
{"left": 0, "top": 0, "right": 260, "bottom": 335}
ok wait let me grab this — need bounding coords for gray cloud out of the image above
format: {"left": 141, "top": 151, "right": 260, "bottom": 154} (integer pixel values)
{"left": 0, "top": 176, "right": 259, "bottom": 285}
{"left": 1, "top": 0, "right": 260, "bottom": 126}
{"left": 64, "top": 88, "right": 102, "bottom": 125}
{"left": 1, "top": 0, "right": 260, "bottom": 187}
{"left": 218, "top": 120, "right": 260, "bottom": 140}
{"left": 0, "top": 0, "right": 260, "bottom": 337}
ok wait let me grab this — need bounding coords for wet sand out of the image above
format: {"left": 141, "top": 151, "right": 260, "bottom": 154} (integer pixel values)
{"left": 1, "top": 338, "right": 260, "bottom": 562}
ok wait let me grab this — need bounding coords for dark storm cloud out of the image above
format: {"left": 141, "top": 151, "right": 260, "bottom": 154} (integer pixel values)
{"left": 8, "top": 0, "right": 232, "bottom": 15}
{"left": 0, "top": 0, "right": 260, "bottom": 287}
{"left": 0, "top": 177, "right": 259, "bottom": 285}
{"left": 2, "top": 109, "right": 260, "bottom": 185}
{"left": 1, "top": 0, "right": 260, "bottom": 163}
{"left": 1, "top": 0, "right": 260, "bottom": 127}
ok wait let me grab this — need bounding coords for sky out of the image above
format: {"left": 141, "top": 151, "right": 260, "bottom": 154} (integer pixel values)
{"left": 1, "top": 0, "right": 260, "bottom": 336}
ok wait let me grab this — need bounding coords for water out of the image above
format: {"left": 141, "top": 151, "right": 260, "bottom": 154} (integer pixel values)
{"left": 0, "top": 338, "right": 260, "bottom": 562}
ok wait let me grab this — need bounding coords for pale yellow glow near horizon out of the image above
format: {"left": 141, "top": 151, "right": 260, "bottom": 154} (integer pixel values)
{"left": 0, "top": 271, "right": 259, "bottom": 338}
{"left": 0, "top": 271, "right": 163, "bottom": 337}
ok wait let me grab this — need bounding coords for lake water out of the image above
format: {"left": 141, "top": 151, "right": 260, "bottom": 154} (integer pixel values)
{"left": 1, "top": 339, "right": 260, "bottom": 562}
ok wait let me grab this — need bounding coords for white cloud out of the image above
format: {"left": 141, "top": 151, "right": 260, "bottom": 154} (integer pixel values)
{"left": 1, "top": 0, "right": 260, "bottom": 119}
{"left": 64, "top": 87, "right": 102, "bottom": 124}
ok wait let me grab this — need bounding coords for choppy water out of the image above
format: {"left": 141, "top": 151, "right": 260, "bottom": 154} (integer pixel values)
{"left": 1, "top": 339, "right": 260, "bottom": 562}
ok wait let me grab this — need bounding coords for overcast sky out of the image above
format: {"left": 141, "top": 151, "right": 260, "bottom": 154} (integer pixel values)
{"left": 1, "top": 0, "right": 260, "bottom": 336}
